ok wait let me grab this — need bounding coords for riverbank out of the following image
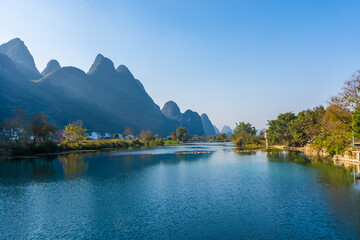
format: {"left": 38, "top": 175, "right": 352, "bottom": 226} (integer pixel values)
{"left": 0, "top": 138, "right": 166, "bottom": 158}
{"left": 269, "top": 145, "right": 360, "bottom": 172}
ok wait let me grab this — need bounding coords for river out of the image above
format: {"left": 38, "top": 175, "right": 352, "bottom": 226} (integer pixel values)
{"left": 1, "top": 143, "right": 360, "bottom": 239}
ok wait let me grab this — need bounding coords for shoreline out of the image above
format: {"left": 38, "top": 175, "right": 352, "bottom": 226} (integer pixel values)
{"left": 269, "top": 145, "right": 360, "bottom": 172}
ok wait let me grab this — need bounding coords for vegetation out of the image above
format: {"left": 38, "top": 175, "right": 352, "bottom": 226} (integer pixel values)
{"left": 266, "top": 70, "right": 360, "bottom": 155}
{"left": 176, "top": 125, "right": 190, "bottom": 141}
{"left": 63, "top": 121, "right": 88, "bottom": 142}
{"left": 215, "top": 133, "right": 228, "bottom": 142}
{"left": 232, "top": 122, "right": 265, "bottom": 149}
{"left": 0, "top": 108, "right": 58, "bottom": 156}
{"left": 0, "top": 108, "right": 165, "bottom": 157}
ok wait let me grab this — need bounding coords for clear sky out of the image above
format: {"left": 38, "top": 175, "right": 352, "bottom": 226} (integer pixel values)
{"left": 1, "top": 0, "right": 360, "bottom": 130}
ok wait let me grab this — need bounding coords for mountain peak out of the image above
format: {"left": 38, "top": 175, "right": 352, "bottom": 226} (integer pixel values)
{"left": 0, "top": 38, "right": 41, "bottom": 79}
{"left": 116, "top": 64, "right": 134, "bottom": 79}
{"left": 201, "top": 113, "right": 216, "bottom": 136}
{"left": 41, "top": 59, "right": 61, "bottom": 76}
{"left": 87, "top": 54, "right": 116, "bottom": 75}
{"left": 162, "top": 101, "right": 181, "bottom": 119}
{"left": 221, "top": 125, "right": 233, "bottom": 136}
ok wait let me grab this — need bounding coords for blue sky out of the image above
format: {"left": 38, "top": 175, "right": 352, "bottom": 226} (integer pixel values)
{"left": 1, "top": 0, "right": 360, "bottom": 129}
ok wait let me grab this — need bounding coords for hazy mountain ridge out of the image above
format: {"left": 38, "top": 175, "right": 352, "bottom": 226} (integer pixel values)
{"left": 0, "top": 38, "right": 171, "bottom": 134}
{"left": 221, "top": 125, "right": 233, "bottom": 136}
{"left": 201, "top": 113, "right": 216, "bottom": 136}
{"left": 0, "top": 38, "right": 222, "bottom": 136}
{"left": 0, "top": 38, "right": 41, "bottom": 79}
{"left": 162, "top": 100, "right": 218, "bottom": 136}
{"left": 41, "top": 59, "right": 61, "bottom": 76}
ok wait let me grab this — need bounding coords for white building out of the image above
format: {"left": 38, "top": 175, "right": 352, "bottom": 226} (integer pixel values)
{"left": 114, "top": 133, "right": 124, "bottom": 139}
{"left": 125, "top": 135, "right": 134, "bottom": 140}
{"left": 89, "top": 132, "right": 101, "bottom": 140}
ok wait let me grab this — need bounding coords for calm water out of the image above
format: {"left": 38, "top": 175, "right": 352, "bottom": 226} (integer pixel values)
{"left": 1, "top": 143, "right": 360, "bottom": 239}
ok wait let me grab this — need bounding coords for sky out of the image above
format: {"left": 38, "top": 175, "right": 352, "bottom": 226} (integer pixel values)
{"left": 1, "top": 0, "right": 360, "bottom": 130}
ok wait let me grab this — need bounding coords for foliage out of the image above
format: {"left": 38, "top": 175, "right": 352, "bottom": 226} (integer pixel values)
{"left": 123, "top": 127, "right": 134, "bottom": 136}
{"left": 170, "top": 132, "right": 177, "bottom": 140}
{"left": 63, "top": 121, "right": 88, "bottom": 142}
{"left": 232, "top": 122, "right": 264, "bottom": 148}
{"left": 215, "top": 133, "right": 228, "bottom": 142}
{"left": 312, "top": 104, "right": 352, "bottom": 155}
{"left": 140, "top": 130, "right": 154, "bottom": 143}
{"left": 164, "top": 140, "right": 179, "bottom": 145}
{"left": 28, "top": 112, "right": 58, "bottom": 143}
{"left": 289, "top": 106, "right": 325, "bottom": 146}
{"left": 113, "top": 133, "right": 119, "bottom": 139}
{"left": 233, "top": 122, "right": 257, "bottom": 136}
{"left": 176, "top": 125, "right": 190, "bottom": 141}
{"left": 266, "top": 112, "right": 296, "bottom": 145}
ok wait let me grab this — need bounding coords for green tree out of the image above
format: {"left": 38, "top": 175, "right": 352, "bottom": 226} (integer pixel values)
{"left": 113, "top": 133, "right": 120, "bottom": 139}
{"left": 234, "top": 122, "right": 257, "bottom": 136}
{"left": 216, "top": 133, "right": 227, "bottom": 142}
{"left": 176, "top": 125, "right": 190, "bottom": 141}
{"left": 290, "top": 106, "right": 325, "bottom": 146}
{"left": 266, "top": 112, "right": 296, "bottom": 145}
{"left": 63, "top": 121, "right": 88, "bottom": 142}
{"left": 313, "top": 104, "right": 352, "bottom": 155}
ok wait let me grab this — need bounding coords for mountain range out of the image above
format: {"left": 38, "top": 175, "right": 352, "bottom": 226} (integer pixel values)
{"left": 0, "top": 38, "right": 220, "bottom": 136}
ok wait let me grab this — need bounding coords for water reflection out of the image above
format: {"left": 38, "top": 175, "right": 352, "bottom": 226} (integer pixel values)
{"left": 59, "top": 153, "right": 88, "bottom": 178}
{"left": 266, "top": 151, "right": 354, "bottom": 187}
{"left": 0, "top": 157, "right": 57, "bottom": 180}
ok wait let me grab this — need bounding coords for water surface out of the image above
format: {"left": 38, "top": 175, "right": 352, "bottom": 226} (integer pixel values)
{"left": 1, "top": 143, "right": 360, "bottom": 239}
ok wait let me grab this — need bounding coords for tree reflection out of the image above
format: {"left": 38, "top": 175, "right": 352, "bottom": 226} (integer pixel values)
{"left": 265, "top": 151, "right": 355, "bottom": 187}
{"left": 59, "top": 153, "right": 88, "bottom": 178}
{"left": 0, "top": 157, "right": 56, "bottom": 180}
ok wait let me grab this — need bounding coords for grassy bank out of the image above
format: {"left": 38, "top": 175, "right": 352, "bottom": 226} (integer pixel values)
{"left": 0, "top": 138, "right": 165, "bottom": 157}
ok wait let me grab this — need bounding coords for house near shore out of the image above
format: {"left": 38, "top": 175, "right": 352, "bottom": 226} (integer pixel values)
{"left": 89, "top": 132, "right": 101, "bottom": 140}
{"left": 125, "top": 135, "right": 134, "bottom": 140}
{"left": 104, "top": 133, "right": 112, "bottom": 138}
{"left": 114, "top": 133, "right": 124, "bottom": 139}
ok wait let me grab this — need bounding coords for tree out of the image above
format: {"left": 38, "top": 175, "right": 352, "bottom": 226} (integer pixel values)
{"left": 176, "top": 125, "right": 190, "bottom": 141}
{"left": 123, "top": 127, "right": 134, "bottom": 136}
{"left": 140, "top": 130, "right": 154, "bottom": 142}
{"left": 313, "top": 104, "right": 352, "bottom": 155}
{"left": 216, "top": 133, "right": 227, "bottom": 142}
{"left": 28, "top": 112, "right": 57, "bottom": 143}
{"left": 113, "top": 133, "right": 120, "bottom": 139}
{"left": 234, "top": 122, "right": 257, "bottom": 136}
{"left": 333, "top": 70, "right": 360, "bottom": 110}
{"left": 290, "top": 106, "right": 325, "bottom": 146}
{"left": 170, "top": 132, "right": 176, "bottom": 140}
{"left": 63, "top": 121, "right": 88, "bottom": 142}
{"left": 266, "top": 112, "right": 296, "bottom": 145}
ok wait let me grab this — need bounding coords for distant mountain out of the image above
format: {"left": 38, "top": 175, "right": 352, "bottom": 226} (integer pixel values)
{"left": 213, "top": 125, "right": 220, "bottom": 135}
{"left": 182, "top": 110, "right": 204, "bottom": 136}
{"left": 221, "top": 125, "right": 233, "bottom": 136}
{"left": 41, "top": 59, "right": 61, "bottom": 76}
{"left": 161, "top": 101, "right": 182, "bottom": 121}
{"left": 0, "top": 38, "right": 215, "bottom": 136}
{"left": 161, "top": 101, "right": 207, "bottom": 136}
{"left": 0, "top": 53, "right": 49, "bottom": 123}
{"left": 201, "top": 113, "right": 216, "bottom": 136}
{"left": 0, "top": 38, "right": 177, "bottom": 135}
{"left": 0, "top": 38, "right": 41, "bottom": 79}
